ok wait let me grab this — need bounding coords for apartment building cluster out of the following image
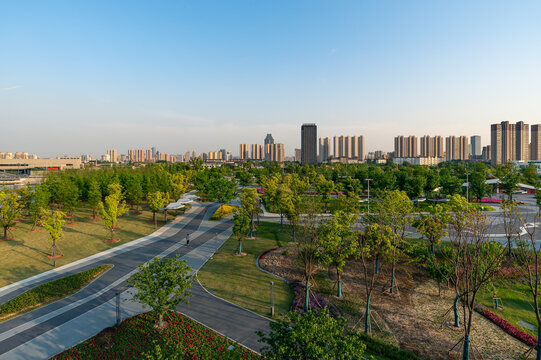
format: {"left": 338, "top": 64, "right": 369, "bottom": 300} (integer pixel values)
{"left": 239, "top": 133, "right": 285, "bottom": 162}
{"left": 392, "top": 135, "right": 486, "bottom": 165}
{"left": 316, "top": 135, "right": 365, "bottom": 163}
{"left": 0, "top": 152, "right": 38, "bottom": 159}
{"left": 490, "top": 120, "right": 541, "bottom": 165}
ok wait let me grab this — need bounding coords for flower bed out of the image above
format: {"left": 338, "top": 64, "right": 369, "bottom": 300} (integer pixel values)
{"left": 472, "top": 198, "right": 503, "bottom": 204}
{"left": 50, "top": 311, "right": 260, "bottom": 359}
{"left": 258, "top": 248, "right": 278, "bottom": 260}
{"left": 474, "top": 303, "right": 537, "bottom": 348}
{"left": 290, "top": 280, "right": 339, "bottom": 317}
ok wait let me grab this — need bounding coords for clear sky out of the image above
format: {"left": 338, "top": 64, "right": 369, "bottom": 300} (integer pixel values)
{"left": 1, "top": 0, "right": 540, "bottom": 157}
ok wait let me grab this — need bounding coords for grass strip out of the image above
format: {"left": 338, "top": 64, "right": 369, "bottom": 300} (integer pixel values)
{"left": 0, "top": 264, "right": 112, "bottom": 321}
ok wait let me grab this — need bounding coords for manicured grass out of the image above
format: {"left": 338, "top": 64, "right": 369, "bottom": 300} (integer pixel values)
{"left": 50, "top": 311, "right": 261, "bottom": 360}
{"left": 209, "top": 204, "right": 238, "bottom": 220}
{"left": 0, "top": 204, "right": 166, "bottom": 287}
{"left": 198, "top": 221, "right": 293, "bottom": 317}
{"left": 477, "top": 279, "right": 538, "bottom": 337}
{"left": 0, "top": 264, "right": 112, "bottom": 321}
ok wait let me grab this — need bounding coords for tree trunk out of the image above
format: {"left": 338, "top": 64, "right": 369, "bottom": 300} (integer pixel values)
{"left": 454, "top": 296, "right": 460, "bottom": 327}
{"left": 508, "top": 240, "right": 512, "bottom": 257}
{"left": 238, "top": 238, "right": 242, "bottom": 254}
{"left": 536, "top": 324, "right": 541, "bottom": 360}
{"left": 390, "top": 272, "right": 395, "bottom": 294}
{"left": 375, "top": 257, "right": 380, "bottom": 274}
{"left": 364, "top": 294, "right": 371, "bottom": 334}
{"left": 304, "top": 280, "right": 309, "bottom": 312}
{"left": 249, "top": 219, "right": 253, "bottom": 238}
{"left": 3, "top": 226, "right": 6, "bottom": 239}
{"left": 53, "top": 242, "right": 57, "bottom": 267}
{"left": 337, "top": 270, "right": 342, "bottom": 298}
{"left": 462, "top": 334, "right": 470, "bottom": 360}
{"left": 158, "top": 313, "right": 163, "bottom": 328}
{"left": 110, "top": 227, "right": 115, "bottom": 241}
{"left": 154, "top": 212, "right": 157, "bottom": 230}
{"left": 280, "top": 215, "right": 283, "bottom": 229}
{"left": 92, "top": 208, "right": 97, "bottom": 220}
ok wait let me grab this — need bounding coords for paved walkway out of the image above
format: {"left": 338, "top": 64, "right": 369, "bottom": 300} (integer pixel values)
{"left": 0, "top": 203, "right": 270, "bottom": 359}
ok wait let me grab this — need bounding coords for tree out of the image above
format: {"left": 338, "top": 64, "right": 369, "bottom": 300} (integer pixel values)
{"left": 232, "top": 209, "right": 250, "bottom": 254}
{"left": 522, "top": 163, "right": 538, "bottom": 185}
{"left": 296, "top": 198, "right": 323, "bottom": 311}
{"left": 469, "top": 171, "right": 489, "bottom": 201}
{"left": 209, "top": 176, "right": 237, "bottom": 205}
{"left": 29, "top": 185, "right": 50, "bottom": 230}
{"left": 236, "top": 169, "right": 252, "bottom": 186}
{"left": 514, "top": 211, "right": 541, "bottom": 360}
{"left": 358, "top": 223, "right": 393, "bottom": 333}
{"left": 500, "top": 164, "right": 520, "bottom": 200}
{"left": 238, "top": 187, "right": 261, "bottom": 238}
{"left": 416, "top": 204, "right": 448, "bottom": 256}
{"left": 276, "top": 185, "right": 294, "bottom": 229}
{"left": 257, "top": 308, "right": 366, "bottom": 360}
{"left": 39, "top": 209, "right": 66, "bottom": 267}
{"left": 147, "top": 191, "right": 168, "bottom": 229}
{"left": 451, "top": 209, "right": 504, "bottom": 360}
{"left": 127, "top": 255, "right": 195, "bottom": 329}
{"left": 501, "top": 200, "right": 521, "bottom": 257}
{"left": 98, "top": 183, "right": 128, "bottom": 242}
{"left": 169, "top": 173, "right": 188, "bottom": 201}
{"left": 87, "top": 179, "right": 102, "bottom": 220}
{"left": 0, "top": 189, "right": 22, "bottom": 239}
{"left": 56, "top": 177, "right": 80, "bottom": 221}
{"left": 318, "top": 211, "right": 357, "bottom": 297}
{"left": 315, "top": 175, "right": 334, "bottom": 211}
{"left": 124, "top": 175, "right": 144, "bottom": 212}
{"left": 375, "top": 190, "right": 413, "bottom": 294}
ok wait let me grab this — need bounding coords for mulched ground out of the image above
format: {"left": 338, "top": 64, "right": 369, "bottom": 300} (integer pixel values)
{"left": 260, "top": 247, "right": 532, "bottom": 360}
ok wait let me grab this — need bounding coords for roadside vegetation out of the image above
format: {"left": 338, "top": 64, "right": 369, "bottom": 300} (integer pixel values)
{"left": 209, "top": 204, "right": 238, "bottom": 220}
{"left": 0, "top": 264, "right": 112, "bottom": 321}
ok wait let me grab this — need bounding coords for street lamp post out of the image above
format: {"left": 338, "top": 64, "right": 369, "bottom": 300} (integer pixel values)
{"left": 270, "top": 281, "right": 274, "bottom": 317}
{"left": 365, "top": 178, "right": 372, "bottom": 213}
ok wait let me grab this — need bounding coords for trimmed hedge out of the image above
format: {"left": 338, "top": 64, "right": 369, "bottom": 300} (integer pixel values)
{"left": 359, "top": 332, "right": 427, "bottom": 360}
{"left": 0, "top": 264, "right": 112, "bottom": 319}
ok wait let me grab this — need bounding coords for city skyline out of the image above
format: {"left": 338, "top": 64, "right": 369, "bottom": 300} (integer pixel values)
{"left": 2, "top": 1, "right": 541, "bottom": 157}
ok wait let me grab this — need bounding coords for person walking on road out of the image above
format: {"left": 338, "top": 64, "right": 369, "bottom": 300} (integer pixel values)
{"left": 186, "top": 233, "right": 190, "bottom": 245}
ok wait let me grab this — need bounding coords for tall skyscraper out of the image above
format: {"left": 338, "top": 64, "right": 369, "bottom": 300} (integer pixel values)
{"left": 151, "top": 147, "right": 157, "bottom": 159}
{"left": 128, "top": 149, "right": 135, "bottom": 162}
{"left": 145, "top": 149, "right": 152, "bottom": 162}
{"left": 264, "top": 134, "right": 274, "bottom": 161}
{"left": 294, "top": 148, "right": 301, "bottom": 162}
{"left": 301, "top": 124, "right": 317, "bottom": 165}
{"left": 470, "top": 136, "right": 481, "bottom": 158}
{"left": 239, "top": 144, "right": 249, "bottom": 160}
{"left": 531, "top": 125, "right": 541, "bottom": 160}
{"left": 516, "top": 121, "right": 529, "bottom": 161}
{"left": 318, "top": 137, "right": 330, "bottom": 163}
{"left": 358, "top": 135, "right": 365, "bottom": 161}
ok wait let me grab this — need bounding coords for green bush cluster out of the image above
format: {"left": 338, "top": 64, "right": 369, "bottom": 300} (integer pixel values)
{"left": 0, "top": 264, "right": 111, "bottom": 318}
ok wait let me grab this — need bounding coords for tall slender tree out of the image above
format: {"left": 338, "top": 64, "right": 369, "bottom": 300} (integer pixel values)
{"left": 98, "top": 183, "right": 128, "bottom": 242}
{"left": 0, "top": 189, "right": 22, "bottom": 240}
{"left": 39, "top": 209, "right": 66, "bottom": 267}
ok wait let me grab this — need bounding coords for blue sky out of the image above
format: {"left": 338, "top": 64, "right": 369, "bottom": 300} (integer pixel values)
{"left": 1, "top": 1, "right": 540, "bottom": 157}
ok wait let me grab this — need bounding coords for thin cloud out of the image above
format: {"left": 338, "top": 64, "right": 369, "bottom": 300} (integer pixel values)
{"left": 0, "top": 85, "right": 23, "bottom": 91}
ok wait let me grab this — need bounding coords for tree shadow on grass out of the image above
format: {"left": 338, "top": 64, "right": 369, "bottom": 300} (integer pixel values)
{"left": 5, "top": 238, "right": 50, "bottom": 257}
{"left": 2, "top": 264, "right": 43, "bottom": 285}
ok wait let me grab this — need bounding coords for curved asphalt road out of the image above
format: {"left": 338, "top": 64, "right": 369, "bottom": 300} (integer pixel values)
{"left": 0, "top": 203, "right": 270, "bottom": 360}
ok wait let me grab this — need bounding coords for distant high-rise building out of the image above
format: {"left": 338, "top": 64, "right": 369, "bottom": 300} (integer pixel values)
{"left": 294, "top": 148, "right": 301, "bottom": 162}
{"left": 318, "top": 137, "right": 330, "bottom": 162}
{"left": 239, "top": 144, "right": 249, "bottom": 160}
{"left": 358, "top": 135, "right": 365, "bottom": 161}
{"left": 264, "top": 134, "right": 274, "bottom": 161}
{"left": 531, "top": 125, "right": 541, "bottom": 160}
{"left": 151, "top": 147, "right": 157, "bottom": 159}
{"left": 251, "top": 144, "right": 263, "bottom": 160}
{"left": 106, "top": 149, "right": 117, "bottom": 163}
{"left": 482, "top": 145, "right": 491, "bottom": 161}
{"left": 301, "top": 124, "right": 317, "bottom": 165}
{"left": 491, "top": 121, "right": 529, "bottom": 165}
{"left": 445, "top": 136, "right": 468, "bottom": 161}
{"left": 394, "top": 136, "right": 418, "bottom": 158}
{"left": 145, "top": 149, "right": 152, "bottom": 162}
{"left": 135, "top": 149, "right": 144, "bottom": 162}
{"left": 128, "top": 149, "right": 135, "bottom": 162}
{"left": 270, "top": 143, "right": 285, "bottom": 162}
{"left": 470, "top": 136, "right": 481, "bottom": 158}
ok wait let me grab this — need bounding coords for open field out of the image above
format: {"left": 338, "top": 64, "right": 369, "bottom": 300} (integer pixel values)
{"left": 197, "top": 221, "right": 293, "bottom": 317}
{"left": 0, "top": 204, "right": 166, "bottom": 287}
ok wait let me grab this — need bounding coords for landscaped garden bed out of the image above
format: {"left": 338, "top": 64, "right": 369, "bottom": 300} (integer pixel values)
{"left": 50, "top": 311, "right": 260, "bottom": 360}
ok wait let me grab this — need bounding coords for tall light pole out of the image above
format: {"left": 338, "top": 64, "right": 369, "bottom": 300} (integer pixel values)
{"left": 365, "top": 178, "right": 372, "bottom": 213}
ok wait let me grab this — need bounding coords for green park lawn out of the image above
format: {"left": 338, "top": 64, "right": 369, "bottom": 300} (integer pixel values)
{"left": 477, "top": 279, "right": 538, "bottom": 337}
{"left": 0, "top": 204, "right": 164, "bottom": 287}
{"left": 197, "top": 221, "right": 293, "bottom": 318}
